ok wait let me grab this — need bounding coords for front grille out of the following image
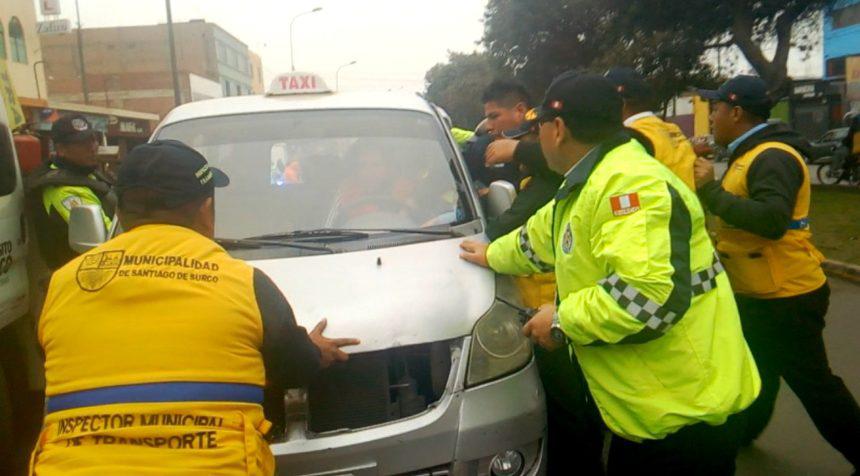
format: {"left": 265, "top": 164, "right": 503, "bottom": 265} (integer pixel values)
{"left": 307, "top": 340, "right": 454, "bottom": 433}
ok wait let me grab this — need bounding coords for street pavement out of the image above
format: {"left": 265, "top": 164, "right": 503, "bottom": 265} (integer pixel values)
{"left": 735, "top": 277, "right": 859, "bottom": 475}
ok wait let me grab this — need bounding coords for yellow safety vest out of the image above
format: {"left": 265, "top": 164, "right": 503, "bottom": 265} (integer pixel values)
{"left": 32, "top": 224, "right": 274, "bottom": 475}
{"left": 629, "top": 115, "right": 697, "bottom": 191}
{"left": 715, "top": 142, "right": 826, "bottom": 299}
{"left": 512, "top": 176, "right": 557, "bottom": 308}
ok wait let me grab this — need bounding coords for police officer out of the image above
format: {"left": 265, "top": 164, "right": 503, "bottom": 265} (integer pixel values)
{"left": 31, "top": 140, "right": 359, "bottom": 475}
{"left": 489, "top": 109, "right": 601, "bottom": 475}
{"left": 461, "top": 72, "right": 760, "bottom": 474}
{"left": 694, "top": 75, "right": 860, "bottom": 470}
{"left": 28, "top": 114, "right": 115, "bottom": 270}
{"left": 605, "top": 67, "right": 697, "bottom": 190}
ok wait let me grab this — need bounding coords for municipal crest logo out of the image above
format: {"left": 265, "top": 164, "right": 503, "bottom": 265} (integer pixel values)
{"left": 76, "top": 251, "right": 124, "bottom": 292}
{"left": 71, "top": 118, "right": 89, "bottom": 131}
{"left": 562, "top": 223, "right": 574, "bottom": 254}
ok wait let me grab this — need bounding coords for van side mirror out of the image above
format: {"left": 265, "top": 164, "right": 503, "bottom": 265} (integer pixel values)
{"left": 486, "top": 180, "right": 517, "bottom": 218}
{"left": 68, "top": 205, "right": 107, "bottom": 253}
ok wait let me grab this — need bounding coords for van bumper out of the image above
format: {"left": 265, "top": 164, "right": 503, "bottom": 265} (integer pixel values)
{"left": 271, "top": 342, "right": 547, "bottom": 476}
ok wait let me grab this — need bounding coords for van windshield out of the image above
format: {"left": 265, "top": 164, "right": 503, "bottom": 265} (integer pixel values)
{"left": 155, "top": 109, "right": 473, "bottom": 240}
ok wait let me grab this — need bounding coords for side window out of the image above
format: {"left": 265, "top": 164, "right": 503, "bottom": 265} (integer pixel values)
{"left": 0, "top": 124, "right": 17, "bottom": 196}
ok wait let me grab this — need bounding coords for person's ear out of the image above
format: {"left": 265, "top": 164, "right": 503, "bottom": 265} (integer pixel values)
{"left": 515, "top": 102, "right": 528, "bottom": 116}
{"left": 552, "top": 117, "right": 567, "bottom": 148}
{"left": 197, "top": 196, "right": 216, "bottom": 238}
{"left": 730, "top": 105, "right": 744, "bottom": 124}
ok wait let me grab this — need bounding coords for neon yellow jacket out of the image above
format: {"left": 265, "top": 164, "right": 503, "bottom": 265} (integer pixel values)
{"left": 487, "top": 137, "right": 760, "bottom": 441}
{"left": 450, "top": 127, "right": 475, "bottom": 146}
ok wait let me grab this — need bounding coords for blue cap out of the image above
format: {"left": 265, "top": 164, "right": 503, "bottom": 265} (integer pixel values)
{"left": 117, "top": 140, "right": 229, "bottom": 208}
{"left": 697, "top": 75, "right": 773, "bottom": 119}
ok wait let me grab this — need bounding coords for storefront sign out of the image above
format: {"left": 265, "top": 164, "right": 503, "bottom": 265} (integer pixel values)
{"left": 0, "top": 61, "right": 25, "bottom": 130}
{"left": 40, "top": 0, "right": 61, "bottom": 16}
{"left": 37, "top": 19, "right": 71, "bottom": 35}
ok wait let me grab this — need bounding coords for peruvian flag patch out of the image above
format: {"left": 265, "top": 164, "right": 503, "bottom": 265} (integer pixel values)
{"left": 610, "top": 193, "right": 641, "bottom": 216}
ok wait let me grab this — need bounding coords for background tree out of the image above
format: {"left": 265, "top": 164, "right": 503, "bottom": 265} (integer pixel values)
{"left": 606, "top": 0, "right": 827, "bottom": 96}
{"left": 482, "top": 0, "right": 614, "bottom": 99}
{"left": 424, "top": 51, "right": 511, "bottom": 128}
{"left": 427, "top": 1, "right": 825, "bottom": 124}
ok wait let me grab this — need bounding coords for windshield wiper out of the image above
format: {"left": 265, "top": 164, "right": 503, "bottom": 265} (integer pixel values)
{"left": 347, "top": 227, "right": 463, "bottom": 237}
{"left": 215, "top": 237, "right": 333, "bottom": 253}
{"left": 246, "top": 229, "right": 371, "bottom": 241}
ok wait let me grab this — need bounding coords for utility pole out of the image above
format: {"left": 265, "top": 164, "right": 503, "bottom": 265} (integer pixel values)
{"left": 289, "top": 7, "right": 322, "bottom": 72}
{"left": 33, "top": 60, "right": 45, "bottom": 99}
{"left": 166, "top": 0, "right": 182, "bottom": 106}
{"left": 336, "top": 60, "right": 357, "bottom": 91}
{"left": 74, "top": 0, "right": 89, "bottom": 104}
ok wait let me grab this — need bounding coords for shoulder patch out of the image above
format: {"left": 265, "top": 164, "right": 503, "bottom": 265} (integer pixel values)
{"left": 610, "top": 193, "right": 641, "bottom": 217}
{"left": 61, "top": 195, "right": 84, "bottom": 211}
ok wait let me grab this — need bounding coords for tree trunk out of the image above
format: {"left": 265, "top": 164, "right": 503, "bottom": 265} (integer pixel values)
{"left": 729, "top": 2, "right": 797, "bottom": 97}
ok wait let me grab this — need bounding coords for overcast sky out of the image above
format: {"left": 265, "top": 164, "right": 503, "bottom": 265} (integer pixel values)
{"left": 39, "top": 0, "right": 488, "bottom": 92}
{"left": 37, "top": 0, "right": 822, "bottom": 93}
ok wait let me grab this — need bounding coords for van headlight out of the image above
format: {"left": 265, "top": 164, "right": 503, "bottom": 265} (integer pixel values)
{"left": 466, "top": 302, "right": 532, "bottom": 387}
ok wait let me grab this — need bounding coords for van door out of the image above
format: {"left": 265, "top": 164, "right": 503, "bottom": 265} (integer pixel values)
{"left": 0, "top": 104, "right": 28, "bottom": 329}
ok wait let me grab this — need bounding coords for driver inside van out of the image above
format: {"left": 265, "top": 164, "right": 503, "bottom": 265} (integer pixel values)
{"left": 332, "top": 140, "right": 418, "bottom": 225}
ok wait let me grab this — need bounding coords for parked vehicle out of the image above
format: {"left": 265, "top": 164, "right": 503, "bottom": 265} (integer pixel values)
{"left": 817, "top": 156, "right": 860, "bottom": 186}
{"left": 0, "top": 92, "right": 36, "bottom": 471}
{"left": 810, "top": 127, "right": 850, "bottom": 164}
{"left": 69, "top": 72, "right": 548, "bottom": 476}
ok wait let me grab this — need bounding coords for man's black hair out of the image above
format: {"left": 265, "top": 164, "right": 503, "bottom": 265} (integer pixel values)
{"left": 481, "top": 79, "right": 532, "bottom": 108}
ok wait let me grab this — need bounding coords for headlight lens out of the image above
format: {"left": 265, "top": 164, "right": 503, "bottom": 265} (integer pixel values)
{"left": 466, "top": 302, "right": 532, "bottom": 387}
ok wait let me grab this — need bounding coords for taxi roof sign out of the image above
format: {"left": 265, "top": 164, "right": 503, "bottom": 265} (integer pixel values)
{"left": 267, "top": 72, "right": 332, "bottom": 96}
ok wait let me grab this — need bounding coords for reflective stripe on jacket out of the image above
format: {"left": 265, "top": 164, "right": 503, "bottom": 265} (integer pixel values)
{"left": 487, "top": 136, "right": 760, "bottom": 441}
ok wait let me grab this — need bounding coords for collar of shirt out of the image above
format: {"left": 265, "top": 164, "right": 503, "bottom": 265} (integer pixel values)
{"left": 728, "top": 122, "right": 770, "bottom": 156}
{"left": 555, "top": 146, "right": 601, "bottom": 200}
{"left": 623, "top": 111, "right": 656, "bottom": 127}
{"left": 52, "top": 156, "right": 98, "bottom": 176}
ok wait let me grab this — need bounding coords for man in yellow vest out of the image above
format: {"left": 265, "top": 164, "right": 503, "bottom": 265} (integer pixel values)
{"left": 461, "top": 71, "right": 760, "bottom": 474}
{"left": 694, "top": 75, "right": 860, "bottom": 470}
{"left": 605, "top": 67, "right": 697, "bottom": 190}
{"left": 31, "top": 140, "right": 359, "bottom": 475}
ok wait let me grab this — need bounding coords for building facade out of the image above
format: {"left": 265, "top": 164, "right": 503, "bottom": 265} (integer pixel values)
{"left": 40, "top": 20, "right": 264, "bottom": 119}
{"left": 1, "top": 0, "right": 47, "bottom": 101}
{"left": 824, "top": 0, "right": 860, "bottom": 115}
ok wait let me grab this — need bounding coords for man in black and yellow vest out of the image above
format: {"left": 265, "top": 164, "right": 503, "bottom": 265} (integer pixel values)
{"left": 605, "top": 67, "right": 697, "bottom": 191}
{"left": 694, "top": 75, "right": 860, "bottom": 470}
{"left": 30, "top": 140, "right": 359, "bottom": 475}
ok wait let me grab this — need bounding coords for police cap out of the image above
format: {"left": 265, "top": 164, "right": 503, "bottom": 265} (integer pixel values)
{"left": 51, "top": 114, "right": 98, "bottom": 145}
{"left": 697, "top": 75, "right": 773, "bottom": 120}
{"left": 534, "top": 71, "right": 623, "bottom": 141}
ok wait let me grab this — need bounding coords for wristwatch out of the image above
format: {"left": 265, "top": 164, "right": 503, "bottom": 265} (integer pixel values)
{"left": 550, "top": 312, "right": 568, "bottom": 345}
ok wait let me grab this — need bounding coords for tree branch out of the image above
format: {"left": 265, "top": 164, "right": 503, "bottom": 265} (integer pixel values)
{"left": 730, "top": 2, "right": 776, "bottom": 83}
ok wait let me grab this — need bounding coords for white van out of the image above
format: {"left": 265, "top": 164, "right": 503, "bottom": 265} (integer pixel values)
{"left": 0, "top": 94, "right": 33, "bottom": 462}
{"left": 72, "top": 73, "right": 547, "bottom": 475}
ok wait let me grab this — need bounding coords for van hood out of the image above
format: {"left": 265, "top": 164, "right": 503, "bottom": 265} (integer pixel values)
{"left": 252, "top": 236, "right": 495, "bottom": 353}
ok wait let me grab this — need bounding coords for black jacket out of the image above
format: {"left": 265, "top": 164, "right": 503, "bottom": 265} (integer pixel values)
{"left": 485, "top": 141, "right": 563, "bottom": 240}
{"left": 698, "top": 123, "right": 812, "bottom": 240}
{"left": 27, "top": 159, "right": 115, "bottom": 270}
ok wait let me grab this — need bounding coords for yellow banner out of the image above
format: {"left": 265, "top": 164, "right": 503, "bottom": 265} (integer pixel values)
{"left": 0, "top": 60, "right": 25, "bottom": 130}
